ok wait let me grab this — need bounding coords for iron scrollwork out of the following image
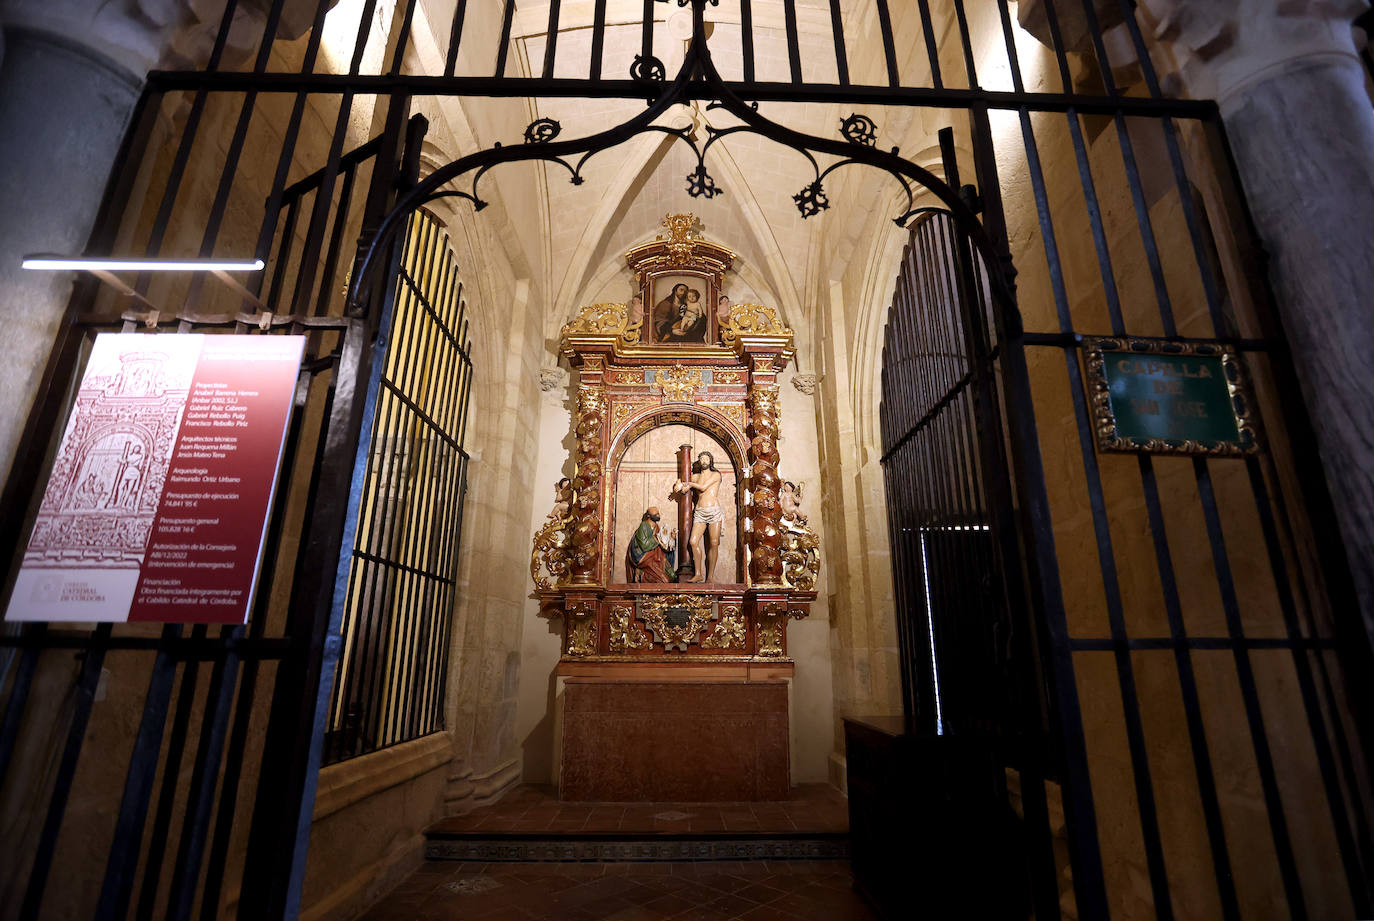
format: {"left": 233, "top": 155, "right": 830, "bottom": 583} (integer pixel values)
{"left": 349, "top": 0, "right": 1014, "bottom": 321}
{"left": 840, "top": 113, "right": 878, "bottom": 147}
{"left": 524, "top": 118, "right": 561, "bottom": 144}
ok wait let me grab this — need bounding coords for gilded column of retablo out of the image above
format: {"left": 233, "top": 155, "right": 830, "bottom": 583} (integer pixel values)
{"left": 569, "top": 381, "right": 606, "bottom": 584}
{"left": 747, "top": 383, "right": 784, "bottom": 585}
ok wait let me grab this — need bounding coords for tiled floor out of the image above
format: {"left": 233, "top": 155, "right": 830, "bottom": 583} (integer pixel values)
{"left": 425, "top": 784, "right": 849, "bottom": 836}
{"left": 356, "top": 859, "right": 878, "bottom": 921}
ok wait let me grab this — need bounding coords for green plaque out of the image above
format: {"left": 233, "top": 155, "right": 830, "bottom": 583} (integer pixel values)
{"left": 1083, "top": 337, "right": 1258, "bottom": 456}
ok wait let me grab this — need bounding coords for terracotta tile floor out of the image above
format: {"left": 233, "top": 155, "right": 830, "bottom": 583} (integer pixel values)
{"left": 425, "top": 785, "right": 849, "bottom": 836}
{"left": 356, "top": 860, "right": 878, "bottom": 921}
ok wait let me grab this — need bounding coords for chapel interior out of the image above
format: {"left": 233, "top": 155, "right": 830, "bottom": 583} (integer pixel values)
{"left": 1, "top": 1, "right": 1373, "bottom": 920}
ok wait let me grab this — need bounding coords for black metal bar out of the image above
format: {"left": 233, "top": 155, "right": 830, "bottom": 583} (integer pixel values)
{"left": 827, "top": 0, "right": 848, "bottom": 85}
{"left": 18, "top": 626, "right": 111, "bottom": 921}
{"left": 1018, "top": 101, "right": 1176, "bottom": 919}
{"left": 783, "top": 0, "right": 802, "bottom": 84}
{"left": 1192, "top": 459, "right": 1308, "bottom": 915}
{"left": 142, "top": 70, "right": 1223, "bottom": 118}
{"left": 873, "top": 0, "right": 900, "bottom": 88}
{"left": 442, "top": 0, "right": 468, "bottom": 77}
{"left": 589, "top": 0, "right": 607, "bottom": 80}
{"left": 542, "top": 0, "right": 561, "bottom": 80}
{"left": 1243, "top": 454, "right": 1372, "bottom": 912}
{"left": 914, "top": 0, "right": 944, "bottom": 90}
{"left": 0, "top": 627, "right": 43, "bottom": 785}
{"left": 494, "top": 0, "right": 515, "bottom": 78}
{"left": 236, "top": 92, "right": 413, "bottom": 921}
{"left": 93, "top": 626, "right": 182, "bottom": 921}
{"left": 201, "top": 370, "right": 314, "bottom": 921}
{"left": 135, "top": 624, "right": 207, "bottom": 921}
{"left": 949, "top": 0, "right": 979, "bottom": 89}
{"left": 166, "top": 627, "right": 242, "bottom": 921}
{"left": 739, "top": 0, "right": 754, "bottom": 82}
{"left": 968, "top": 101, "right": 1112, "bottom": 918}
{"left": 641, "top": 0, "right": 654, "bottom": 66}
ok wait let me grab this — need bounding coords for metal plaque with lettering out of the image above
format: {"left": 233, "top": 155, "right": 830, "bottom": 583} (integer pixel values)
{"left": 1083, "top": 337, "right": 1258, "bottom": 456}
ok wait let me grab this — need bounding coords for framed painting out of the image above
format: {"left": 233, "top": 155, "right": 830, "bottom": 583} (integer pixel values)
{"left": 645, "top": 272, "right": 716, "bottom": 344}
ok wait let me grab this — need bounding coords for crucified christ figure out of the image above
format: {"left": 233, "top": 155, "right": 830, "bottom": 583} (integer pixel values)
{"left": 672, "top": 450, "right": 723, "bottom": 583}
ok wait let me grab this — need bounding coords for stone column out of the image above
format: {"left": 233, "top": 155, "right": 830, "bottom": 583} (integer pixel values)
{"left": 0, "top": 0, "right": 307, "bottom": 485}
{"left": 1137, "top": 0, "right": 1374, "bottom": 644}
{"left": 0, "top": 10, "right": 143, "bottom": 483}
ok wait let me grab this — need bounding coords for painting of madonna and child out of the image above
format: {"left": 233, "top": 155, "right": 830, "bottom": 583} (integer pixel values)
{"left": 613, "top": 424, "right": 739, "bottom": 585}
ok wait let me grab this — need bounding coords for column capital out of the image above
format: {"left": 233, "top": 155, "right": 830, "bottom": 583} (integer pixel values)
{"left": 0, "top": 0, "right": 329, "bottom": 80}
{"left": 1137, "top": 0, "right": 1369, "bottom": 108}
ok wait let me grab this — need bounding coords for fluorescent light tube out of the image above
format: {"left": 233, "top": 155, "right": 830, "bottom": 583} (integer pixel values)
{"left": 22, "top": 256, "right": 265, "bottom": 272}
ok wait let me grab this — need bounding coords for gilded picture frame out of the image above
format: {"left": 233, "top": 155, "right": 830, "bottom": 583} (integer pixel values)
{"left": 642, "top": 270, "right": 718, "bottom": 345}
{"left": 1082, "top": 336, "right": 1259, "bottom": 457}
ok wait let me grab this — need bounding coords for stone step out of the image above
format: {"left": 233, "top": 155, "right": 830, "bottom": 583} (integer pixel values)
{"left": 423, "top": 830, "right": 849, "bottom": 862}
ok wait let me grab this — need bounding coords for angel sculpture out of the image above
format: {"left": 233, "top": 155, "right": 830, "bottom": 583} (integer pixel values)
{"left": 779, "top": 480, "right": 819, "bottom": 591}
{"left": 780, "top": 479, "right": 808, "bottom": 527}
{"left": 531, "top": 478, "right": 575, "bottom": 591}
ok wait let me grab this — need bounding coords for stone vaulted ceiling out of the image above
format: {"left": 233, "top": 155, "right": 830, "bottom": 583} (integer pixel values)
{"left": 407, "top": 0, "right": 966, "bottom": 351}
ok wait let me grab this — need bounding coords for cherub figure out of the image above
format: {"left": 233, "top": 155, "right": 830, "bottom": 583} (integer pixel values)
{"left": 780, "top": 479, "right": 808, "bottom": 527}
{"left": 547, "top": 477, "right": 573, "bottom": 521}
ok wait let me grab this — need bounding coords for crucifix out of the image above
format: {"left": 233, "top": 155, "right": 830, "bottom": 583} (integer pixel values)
{"left": 673, "top": 443, "right": 694, "bottom": 582}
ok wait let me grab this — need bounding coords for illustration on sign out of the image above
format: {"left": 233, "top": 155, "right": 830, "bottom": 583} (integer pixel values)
{"left": 6, "top": 333, "right": 304, "bottom": 624}
{"left": 1083, "top": 336, "right": 1258, "bottom": 456}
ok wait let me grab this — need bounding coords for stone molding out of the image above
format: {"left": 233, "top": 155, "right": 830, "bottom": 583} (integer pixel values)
{"left": 1136, "top": 0, "right": 1369, "bottom": 106}
{"left": 443, "top": 757, "right": 521, "bottom": 814}
{"left": 312, "top": 731, "right": 455, "bottom": 822}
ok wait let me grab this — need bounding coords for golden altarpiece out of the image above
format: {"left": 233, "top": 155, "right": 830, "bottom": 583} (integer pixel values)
{"left": 531, "top": 216, "right": 820, "bottom": 800}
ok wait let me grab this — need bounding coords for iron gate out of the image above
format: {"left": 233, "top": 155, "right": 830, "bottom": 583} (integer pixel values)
{"left": 0, "top": 0, "right": 1371, "bottom": 918}
{"left": 0, "top": 108, "right": 442, "bottom": 918}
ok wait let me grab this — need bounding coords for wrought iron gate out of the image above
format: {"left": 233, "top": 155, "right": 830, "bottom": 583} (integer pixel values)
{"left": 0, "top": 108, "right": 443, "bottom": 918}
{"left": 1, "top": 0, "right": 1371, "bottom": 918}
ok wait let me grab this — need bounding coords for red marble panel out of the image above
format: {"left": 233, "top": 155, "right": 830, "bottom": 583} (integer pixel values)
{"left": 560, "top": 680, "right": 789, "bottom": 802}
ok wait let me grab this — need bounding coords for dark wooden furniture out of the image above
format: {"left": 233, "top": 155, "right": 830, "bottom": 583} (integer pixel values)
{"left": 843, "top": 716, "right": 1028, "bottom": 919}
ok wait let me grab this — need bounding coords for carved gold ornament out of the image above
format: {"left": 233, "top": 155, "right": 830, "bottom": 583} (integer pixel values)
{"left": 566, "top": 600, "right": 599, "bottom": 657}
{"left": 530, "top": 515, "right": 573, "bottom": 592}
{"left": 711, "top": 369, "right": 746, "bottom": 385}
{"left": 652, "top": 364, "right": 705, "bottom": 403}
{"left": 781, "top": 524, "right": 820, "bottom": 592}
{"left": 720, "top": 304, "right": 790, "bottom": 344}
{"left": 707, "top": 402, "right": 747, "bottom": 436}
{"left": 661, "top": 213, "right": 703, "bottom": 266}
{"left": 611, "top": 400, "right": 653, "bottom": 434}
{"left": 608, "top": 602, "right": 652, "bottom": 652}
{"left": 701, "top": 603, "right": 746, "bottom": 650}
{"left": 639, "top": 594, "right": 717, "bottom": 652}
{"left": 561, "top": 303, "right": 643, "bottom": 348}
{"left": 780, "top": 481, "right": 820, "bottom": 592}
{"left": 756, "top": 601, "right": 788, "bottom": 657}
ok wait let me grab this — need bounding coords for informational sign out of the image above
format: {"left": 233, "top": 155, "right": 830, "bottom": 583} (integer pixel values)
{"left": 1083, "top": 336, "right": 1257, "bottom": 456}
{"left": 6, "top": 333, "right": 304, "bottom": 623}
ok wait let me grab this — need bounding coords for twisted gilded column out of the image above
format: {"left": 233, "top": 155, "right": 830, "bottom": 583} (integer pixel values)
{"left": 747, "top": 379, "right": 783, "bottom": 586}
{"left": 569, "top": 376, "right": 606, "bottom": 584}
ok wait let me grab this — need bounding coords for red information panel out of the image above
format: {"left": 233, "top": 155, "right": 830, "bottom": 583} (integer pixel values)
{"left": 6, "top": 333, "right": 304, "bottom": 624}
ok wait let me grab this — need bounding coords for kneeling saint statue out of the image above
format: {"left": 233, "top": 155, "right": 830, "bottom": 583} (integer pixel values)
{"left": 625, "top": 506, "right": 677, "bottom": 583}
